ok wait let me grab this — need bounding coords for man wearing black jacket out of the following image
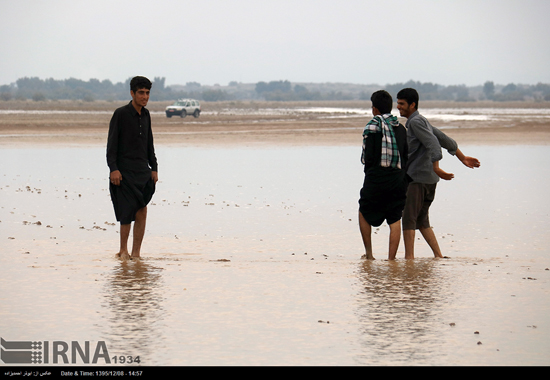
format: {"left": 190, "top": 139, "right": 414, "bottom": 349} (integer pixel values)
{"left": 359, "top": 90, "right": 408, "bottom": 260}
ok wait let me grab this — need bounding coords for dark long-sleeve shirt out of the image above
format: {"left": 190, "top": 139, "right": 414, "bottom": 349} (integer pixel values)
{"left": 363, "top": 122, "right": 408, "bottom": 174}
{"left": 362, "top": 121, "right": 409, "bottom": 196}
{"left": 106, "top": 102, "right": 158, "bottom": 173}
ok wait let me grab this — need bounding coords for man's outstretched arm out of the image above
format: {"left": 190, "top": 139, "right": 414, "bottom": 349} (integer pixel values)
{"left": 433, "top": 127, "right": 480, "bottom": 169}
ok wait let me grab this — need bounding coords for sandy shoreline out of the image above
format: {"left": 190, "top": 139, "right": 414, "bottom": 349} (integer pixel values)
{"left": 1, "top": 99, "right": 549, "bottom": 147}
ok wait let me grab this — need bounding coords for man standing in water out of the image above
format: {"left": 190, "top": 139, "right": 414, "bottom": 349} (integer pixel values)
{"left": 359, "top": 90, "right": 409, "bottom": 260}
{"left": 107, "top": 76, "right": 158, "bottom": 259}
{"left": 396, "top": 88, "right": 480, "bottom": 259}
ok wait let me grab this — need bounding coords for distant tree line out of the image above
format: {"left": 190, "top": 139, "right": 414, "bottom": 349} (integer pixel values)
{"left": 1, "top": 76, "right": 549, "bottom": 102}
{"left": 384, "top": 80, "right": 550, "bottom": 102}
{"left": 480, "top": 81, "right": 550, "bottom": 101}
{"left": 254, "top": 80, "right": 361, "bottom": 101}
{"left": 253, "top": 79, "right": 550, "bottom": 102}
{"left": 0, "top": 76, "right": 204, "bottom": 102}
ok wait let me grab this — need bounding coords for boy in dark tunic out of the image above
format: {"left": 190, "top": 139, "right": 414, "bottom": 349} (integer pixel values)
{"left": 358, "top": 90, "right": 408, "bottom": 260}
{"left": 107, "top": 76, "right": 158, "bottom": 259}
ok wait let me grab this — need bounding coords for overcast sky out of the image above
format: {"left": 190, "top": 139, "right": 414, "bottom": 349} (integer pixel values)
{"left": 1, "top": 0, "right": 549, "bottom": 87}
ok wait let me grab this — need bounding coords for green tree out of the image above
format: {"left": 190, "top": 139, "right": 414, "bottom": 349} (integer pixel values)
{"left": 483, "top": 81, "right": 495, "bottom": 100}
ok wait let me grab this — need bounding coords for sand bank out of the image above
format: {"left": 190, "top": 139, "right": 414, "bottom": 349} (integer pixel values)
{"left": 1, "top": 100, "right": 549, "bottom": 147}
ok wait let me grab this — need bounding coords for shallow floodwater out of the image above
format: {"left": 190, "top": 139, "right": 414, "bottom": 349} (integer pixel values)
{"left": 1, "top": 145, "right": 549, "bottom": 366}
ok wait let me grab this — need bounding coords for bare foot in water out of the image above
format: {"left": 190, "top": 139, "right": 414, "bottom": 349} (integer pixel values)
{"left": 361, "top": 254, "right": 375, "bottom": 260}
{"left": 116, "top": 251, "right": 130, "bottom": 260}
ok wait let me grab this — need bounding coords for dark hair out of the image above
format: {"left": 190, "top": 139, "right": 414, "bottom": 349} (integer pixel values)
{"left": 396, "top": 88, "right": 419, "bottom": 109}
{"left": 130, "top": 76, "right": 152, "bottom": 93}
{"left": 370, "top": 90, "right": 393, "bottom": 114}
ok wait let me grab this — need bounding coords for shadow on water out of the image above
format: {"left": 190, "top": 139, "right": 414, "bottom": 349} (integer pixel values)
{"left": 354, "top": 259, "right": 450, "bottom": 365}
{"left": 100, "top": 259, "right": 165, "bottom": 363}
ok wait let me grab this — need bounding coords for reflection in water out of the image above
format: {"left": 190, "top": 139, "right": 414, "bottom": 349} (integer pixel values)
{"left": 101, "top": 260, "right": 165, "bottom": 363}
{"left": 354, "top": 259, "right": 450, "bottom": 365}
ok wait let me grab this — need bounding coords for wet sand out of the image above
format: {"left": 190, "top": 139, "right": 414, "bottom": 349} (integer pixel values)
{"left": 1, "top": 101, "right": 550, "bottom": 366}
{"left": 1, "top": 99, "right": 550, "bottom": 147}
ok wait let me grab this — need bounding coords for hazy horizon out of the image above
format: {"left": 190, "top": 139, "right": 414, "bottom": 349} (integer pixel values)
{"left": 4, "top": 77, "right": 544, "bottom": 89}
